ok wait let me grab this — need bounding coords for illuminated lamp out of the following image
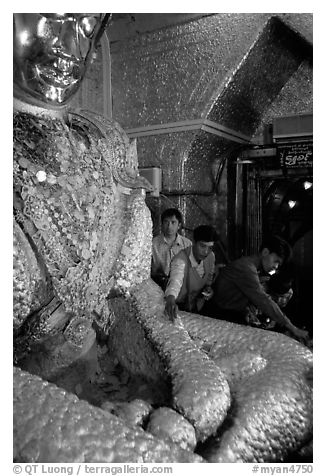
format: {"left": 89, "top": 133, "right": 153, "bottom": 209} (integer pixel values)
{"left": 303, "top": 181, "right": 313, "bottom": 190}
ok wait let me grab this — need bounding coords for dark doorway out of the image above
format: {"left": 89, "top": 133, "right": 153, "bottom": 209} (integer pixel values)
{"left": 262, "top": 177, "right": 313, "bottom": 332}
{"left": 229, "top": 148, "right": 313, "bottom": 333}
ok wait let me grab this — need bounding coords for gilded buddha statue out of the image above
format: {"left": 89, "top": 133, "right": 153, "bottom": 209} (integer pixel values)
{"left": 13, "top": 13, "right": 152, "bottom": 376}
{"left": 13, "top": 13, "right": 313, "bottom": 463}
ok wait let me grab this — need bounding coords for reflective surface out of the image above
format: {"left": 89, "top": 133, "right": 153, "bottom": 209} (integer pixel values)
{"left": 13, "top": 13, "right": 107, "bottom": 106}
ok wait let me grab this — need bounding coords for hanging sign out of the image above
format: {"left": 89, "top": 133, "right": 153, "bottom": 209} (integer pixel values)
{"left": 278, "top": 142, "right": 313, "bottom": 168}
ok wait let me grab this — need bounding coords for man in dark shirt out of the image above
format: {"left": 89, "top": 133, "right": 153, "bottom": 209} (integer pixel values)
{"left": 207, "top": 235, "right": 309, "bottom": 342}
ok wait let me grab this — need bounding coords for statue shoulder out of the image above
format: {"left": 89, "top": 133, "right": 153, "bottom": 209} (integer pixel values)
{"left": 68, "top": 110, "right": 152, "bottom": 191}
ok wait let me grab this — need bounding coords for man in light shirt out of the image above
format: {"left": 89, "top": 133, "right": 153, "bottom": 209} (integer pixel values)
{"left": 151, "top": 208, "right": 192, "bottom": 290}
{"left": 164, "top": 225, "right": 218, "bottom": 321}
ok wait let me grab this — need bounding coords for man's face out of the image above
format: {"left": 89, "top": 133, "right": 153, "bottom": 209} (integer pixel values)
{"left": 193, "top": 241, "right": 214, "bottom": 263}
{"left": 261, "top": 249, "right": 283, "bottom": 274}
{"left": 13, "top": 13, "right": 104, "bottom": 105}
{"left": 162, "top": 216, "right": 180, "bottom": 239}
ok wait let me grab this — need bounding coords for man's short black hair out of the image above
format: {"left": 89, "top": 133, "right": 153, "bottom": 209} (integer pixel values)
{"left": 161, "top": 208, "right": 183, "bottom": 226}
{"left": 260, "top": 235, "right": 292, "bottom": 263}
{"left": 193, "top": 225, "right": 218, "bottom": 243}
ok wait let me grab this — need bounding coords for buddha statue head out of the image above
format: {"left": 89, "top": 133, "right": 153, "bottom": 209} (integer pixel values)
{"left": 13, "top": 13, "right": 110, "bottom": 107}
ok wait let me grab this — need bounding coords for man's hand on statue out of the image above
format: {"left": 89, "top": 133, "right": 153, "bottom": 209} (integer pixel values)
{"left": 291, "top": 326, "right": 310, "bottom": 345}
{"left": 165, "top": 295, "right": 178, "bottom": 322}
